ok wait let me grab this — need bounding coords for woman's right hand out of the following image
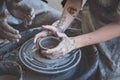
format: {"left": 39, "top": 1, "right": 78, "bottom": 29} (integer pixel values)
{"left": 34, "top": 30, "right": 51, "bottom": 44}
{"left": 0, "top": 21, "right": 21, "bottom": 42}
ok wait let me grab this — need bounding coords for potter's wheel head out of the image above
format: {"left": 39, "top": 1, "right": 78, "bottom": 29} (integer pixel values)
{"left": 19, "top": 38, "right": 81, "bottom": 74}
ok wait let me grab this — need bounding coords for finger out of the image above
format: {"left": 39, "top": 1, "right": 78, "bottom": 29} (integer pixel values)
{"left": 27, "top": 13, "right": 35, "bottom": 25}
{"left": 6, "top": 37, "right": 20, "bottom": 42}
{"left": 23, "top": 10, "right": 34, "bottom": 27}
{"left": 25, "top": 15, "right": 31, "bottom": 23}
{"left": 2, "top": 23, "right": 19, "bottom": 34}
{"left": 34, "top": 31, "right": 48, "bottom": 43}
{"left": 26, "top": 8, "right": 35, "bottom": 25}
{"left": 41, "top": 51, "right": 54, "bottom": 59}
{"left": 34, "top": 33, "right": 41, "bottom": 43}
{"left": 30, "top": 8, "right": 35, "bottom": 20}
{"left": 3, "top": 30, "right": 21, "bottom": 39}
{"left": 44, "top": 44, "right": 62, "bottom": 54}
{"left": 23, "top": 18, "right": 28, "bottom": 28}
{"left": 27, "top": 16, "right": 33, "bottom": 25}
{"left": 42, "top": 25, "right": 58, "bottom": 33}
{"left": 42, "top": 51, "right": 64, "bottom": 59}
{"left": 44, "top": 54, "right": 58, "bottom": 59}
{"left": 45, "top": 48, "right": 59, "bottom": 54}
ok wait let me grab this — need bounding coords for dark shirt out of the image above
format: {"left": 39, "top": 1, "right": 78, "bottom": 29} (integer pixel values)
{"left": 81, "top": 0, "right": 120, "bottom": 79}
{"left": 88, "top": 0, "right": 120, "bottom": 24}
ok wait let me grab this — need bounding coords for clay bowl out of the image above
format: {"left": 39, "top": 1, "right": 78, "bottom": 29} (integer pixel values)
{"left": 38, "top": 36, "right": 60, "bottom": 50}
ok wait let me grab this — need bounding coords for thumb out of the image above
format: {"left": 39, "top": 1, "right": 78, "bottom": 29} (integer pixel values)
{"left": 4, "top": 23, "right": 19, "bottom": 34}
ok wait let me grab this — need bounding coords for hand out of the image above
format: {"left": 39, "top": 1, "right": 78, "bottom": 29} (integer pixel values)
{"left": 34, "top": 20, "right": 63, "bottom": 43}
{"left": 7, "top": 3, "right": 35, "bottom": 27}
{"left": 38, "top": 26, "right": 76, "bottom": 59}
{"left": 34, "top": 25, "right": 58, "bottom": 43}
{"left": 0, "top": 21, "right": 21, "bottom": 42}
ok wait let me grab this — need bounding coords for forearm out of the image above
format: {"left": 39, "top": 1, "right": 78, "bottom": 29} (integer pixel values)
{"left": 56, "top": 0, "right": 82, "bottom": 32}
{"left": 73, "top": 22, "right": 120, "bottom": 48}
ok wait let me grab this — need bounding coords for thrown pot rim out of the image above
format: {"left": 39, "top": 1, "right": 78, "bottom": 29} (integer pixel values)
{"left": 39, "top": 36, "right": 60, "bottom": 50}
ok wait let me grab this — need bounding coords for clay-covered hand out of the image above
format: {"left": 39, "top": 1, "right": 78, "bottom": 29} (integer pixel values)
{"left": 34, "top": 25, "right": 58, "bottom": 44}
{"left": 39, "top": 25, "right": 76, "bottom": 59}
{"left": 0, "top": 10, "right": 21, "bottom": 42}
{"left": 0, "top": 21, "right": 21, "bottom": 42}
{"left": 6, "top": 0, "right": 35, "bottom": 27}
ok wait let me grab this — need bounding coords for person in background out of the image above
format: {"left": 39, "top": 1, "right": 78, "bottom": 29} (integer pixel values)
{"left": 34, "top": 0, "right": 120, "bottom": 79}
{"left": 0, "top": 0, "right": 35, "bottom": 42}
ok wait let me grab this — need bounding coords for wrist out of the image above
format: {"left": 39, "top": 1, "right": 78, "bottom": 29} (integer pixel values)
{"left": 52, "top": 20, "right": 66, "bottom": 32}
{"left": 56, "top": 27, "right": 64, "bottom": 33}
{"left": 70, "top": 37, "right": 78, "bottom": 50}
{"left": 43, "top": 30, "right": 53, "bottom": 36}
{"left": 71, "top": 36, "right": 84, "bottom": 49}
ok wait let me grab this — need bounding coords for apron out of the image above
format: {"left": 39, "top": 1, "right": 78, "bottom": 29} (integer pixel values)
{"left": 79, "top": 0, "right": 120, "bottom": 80}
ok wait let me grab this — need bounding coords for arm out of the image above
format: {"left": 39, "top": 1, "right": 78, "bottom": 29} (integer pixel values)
{"left": 73, "top": 14, "right": 120, "bottom": 48}
{"left": 56, "top": 0, "right": 82, "bottom": 32}
{"left": 0, "top": 1, "right": 21, "bottom": 42}
{"left": 34, "top": 0, "right": 82, "bottom": 43}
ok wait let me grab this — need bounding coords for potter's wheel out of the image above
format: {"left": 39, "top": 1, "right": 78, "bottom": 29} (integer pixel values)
{"left": 19, "top": 38, "right": 81, "bottom": 74}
